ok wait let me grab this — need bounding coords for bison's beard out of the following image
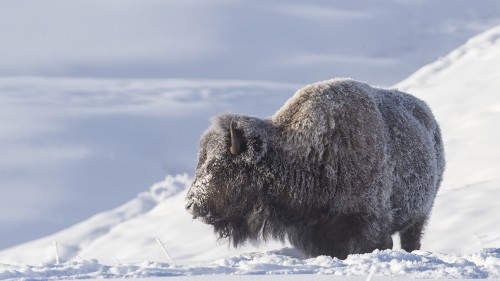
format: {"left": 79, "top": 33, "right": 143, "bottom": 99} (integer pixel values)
{"left": 210, "top": 205, "right": 289, "bottom": 248}
{"left": 212, "top": 218, "right": 252, "bottom": 247}
{"left": 209, "top": 204, "right": 356, "bottom": 259}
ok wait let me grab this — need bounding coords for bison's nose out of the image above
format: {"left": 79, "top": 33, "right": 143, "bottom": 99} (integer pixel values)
{"left": 185, "top": 200, "right": 209, "bottom": 220}
{"left": 185, "top": 200, "right": 195, "bottom": 215}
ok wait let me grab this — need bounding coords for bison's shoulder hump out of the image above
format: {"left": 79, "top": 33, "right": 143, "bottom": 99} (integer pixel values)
{"left": 271, "top": 78, "right": 381, "bottom": 126}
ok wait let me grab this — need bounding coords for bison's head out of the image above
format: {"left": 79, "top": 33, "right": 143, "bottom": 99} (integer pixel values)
{"left": 185, "top": 114, "right": 273, "bottom": 244}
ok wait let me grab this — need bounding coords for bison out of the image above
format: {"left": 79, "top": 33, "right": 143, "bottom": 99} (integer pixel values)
{"left": 185, "top": 78, "right": 445, "bottom": 259}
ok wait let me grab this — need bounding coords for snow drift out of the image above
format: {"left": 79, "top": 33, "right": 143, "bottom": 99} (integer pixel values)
{"left": 1, "top": 248, "right": 500, "bottom": 280}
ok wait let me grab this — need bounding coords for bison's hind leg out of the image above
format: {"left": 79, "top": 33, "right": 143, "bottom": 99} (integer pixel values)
{"left": 400, "top": 217, "right": 427, "bottom": 252}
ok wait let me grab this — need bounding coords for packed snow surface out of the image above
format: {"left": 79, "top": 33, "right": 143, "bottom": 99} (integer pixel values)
{"left": 1, "top": 248, "right": 500, "bottom": 280}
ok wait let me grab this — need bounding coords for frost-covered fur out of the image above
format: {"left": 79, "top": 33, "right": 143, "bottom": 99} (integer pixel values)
{"left": 185, "top": 78, "right": 445, "bottom": 259}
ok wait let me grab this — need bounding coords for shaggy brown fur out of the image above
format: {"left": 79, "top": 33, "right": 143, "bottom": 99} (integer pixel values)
{"left": 185, "top": 78, "right": 445, "bottom": 259}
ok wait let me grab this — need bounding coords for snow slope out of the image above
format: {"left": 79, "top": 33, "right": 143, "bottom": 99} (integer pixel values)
{"left": 1, "top": 19, "right": 500, "bottom": 281}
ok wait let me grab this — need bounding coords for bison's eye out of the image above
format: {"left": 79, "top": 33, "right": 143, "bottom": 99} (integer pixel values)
{"left": 250, "top": 136, "right": 263, "bottom": 154}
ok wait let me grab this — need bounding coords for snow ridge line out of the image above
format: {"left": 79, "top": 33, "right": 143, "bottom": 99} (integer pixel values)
{"left": 396, "top": 24, "right": 500, "bottom": 90}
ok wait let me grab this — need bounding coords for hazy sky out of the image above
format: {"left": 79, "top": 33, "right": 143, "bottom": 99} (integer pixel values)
{"left": 1, "top": 1, "right": 500, "bottom": 85}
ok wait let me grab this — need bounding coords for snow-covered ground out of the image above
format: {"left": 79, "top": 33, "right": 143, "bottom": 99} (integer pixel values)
{"left": 1, "top": 248, "right": 499, "bottom": 280}
{"left": 1, "top": 23, "right": 500, "bottom": 280}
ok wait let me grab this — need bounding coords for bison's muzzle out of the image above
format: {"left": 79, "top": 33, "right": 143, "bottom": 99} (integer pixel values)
{"left": 185, "top": 197, "right": 221, "bottom": 224}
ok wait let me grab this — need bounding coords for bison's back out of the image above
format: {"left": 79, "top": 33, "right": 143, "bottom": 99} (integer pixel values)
{"left": 271, "top": 78, "right": 444, "bottom": 229}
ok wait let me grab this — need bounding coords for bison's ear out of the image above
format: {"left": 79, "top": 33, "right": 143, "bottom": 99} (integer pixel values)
{"left": 229, "top": 121, "right": 242, "bottom": 155}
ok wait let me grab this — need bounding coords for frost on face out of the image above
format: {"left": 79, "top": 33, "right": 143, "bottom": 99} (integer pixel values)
{"left": 191, "top": 173, "right": 213, "bottom": 201}
{"left": 185, "top": 173, "right": 213, "bottom": 220}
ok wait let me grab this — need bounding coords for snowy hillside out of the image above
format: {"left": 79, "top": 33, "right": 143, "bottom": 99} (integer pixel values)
{"left": 1, "top": 24, "right": 500, "bottom": 279}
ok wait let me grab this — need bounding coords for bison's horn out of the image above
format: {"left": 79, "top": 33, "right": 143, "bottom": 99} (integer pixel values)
{"left": 229, "top": 121, "right": 241, "bottom": 155}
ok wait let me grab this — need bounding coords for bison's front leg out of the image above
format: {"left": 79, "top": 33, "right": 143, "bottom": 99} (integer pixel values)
{"left": 302, "top": 213, "right": 392, "bottom": 259}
